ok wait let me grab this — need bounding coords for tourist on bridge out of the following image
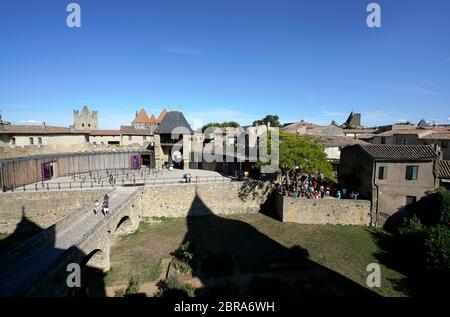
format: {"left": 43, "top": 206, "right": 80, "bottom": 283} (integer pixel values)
{"left": 93, "top": 200, "right": 99, "bottom": 216}
{"left": 102, "top": 199, "right": 109, "bottom": 216}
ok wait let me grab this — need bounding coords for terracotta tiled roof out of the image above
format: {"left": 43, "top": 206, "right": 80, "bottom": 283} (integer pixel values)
{"left": 420, "top": 133, "right": 450, "bottom": 140}
{"left": 357, "top": 144, "right": 438, "bottom": 161}
{"left": 439, "top": 160, "right": 450, "bottom": 179}
{"left": 120, "top": 125, "right": 154, "bottom": 135}
{"left": 1, "top": 125, "right": 89, "bottom": 135}
{"left": 282, "top": 122, "right": 344, "bottom": 136}
{"left": 156, "top": 108, "right": 168, "bottom": 123}
{"left": 90, "top": 130, "right": 121, "bottom": 136}
{"left": 342, "top": 128, "right": 377, "bottom": 134}
{"left": 322, "top": 136, "right": 368, "bottom": 148}
{"left": 374, "top": 129, "right": 433, "bottom": 137}
{"left": 149, "top": 114, "right": 158, "bottom": 124}
{"left": 132, "top": 108, "right": 150, "bottom": 123}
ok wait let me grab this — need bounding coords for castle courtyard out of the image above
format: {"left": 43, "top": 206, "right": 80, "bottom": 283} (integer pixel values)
{"left": 105, "top": 213, "right": 407, "bottom": 297}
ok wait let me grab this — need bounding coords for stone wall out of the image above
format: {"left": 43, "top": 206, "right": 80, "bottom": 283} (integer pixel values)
{"left": 276, "top": 193, "right": 371, "bottom": 225}
{"left": 0, "top": 189, "right": 112, "bottom": 235}
{"left": 137, "top": 181, "right": 275, "bottom": 217}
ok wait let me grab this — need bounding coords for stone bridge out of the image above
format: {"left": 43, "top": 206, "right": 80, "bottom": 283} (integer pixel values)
{"left": 0, "top": 180, "right": 278, "bottom": 296}
{"left": 0, "top": 187, "right": 143, "bottom": 297}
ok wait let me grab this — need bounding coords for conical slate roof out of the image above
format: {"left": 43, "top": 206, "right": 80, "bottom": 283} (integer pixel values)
{"left": 418, "top": 119, "right": 429, "bottom": 127}
{"left": 154, "top": 111, "right": 193, "bottom": 134}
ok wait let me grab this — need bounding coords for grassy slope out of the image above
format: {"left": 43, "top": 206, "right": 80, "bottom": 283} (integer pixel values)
{"left": 107, "top": 214, "right": 406, "bottom": 297}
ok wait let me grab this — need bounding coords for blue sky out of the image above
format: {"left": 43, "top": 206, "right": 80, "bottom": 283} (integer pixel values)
{"left": 1, "top": 0, "right": 449, "bottom": 129}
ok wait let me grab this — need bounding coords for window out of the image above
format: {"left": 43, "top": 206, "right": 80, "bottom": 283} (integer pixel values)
{"left": 10, "top": 138, "right": 15, "bottom": 145}
{"left": 405, "top": 166, "right": 418, "bottom": 180}
{"left": 29, "top": 137, "right": 34, "bottom": 145}
{"left": 406, "top": 196, "right": 416, "bottom": 206}
{"left": 381, "top": 137, "right": 386, "bottom": 144}
{"left": 402, "top": 138, "right": 408, "bottom": 145}
{"left": 128, "top": 135, "right": 132, "bottom": 141}
{"left": 38, "top": 137, "right": 42, "bottom": 145}
{"left": 378, "top": 166, "right": 387, "bottom": 180}
{"left": 88, "top": 124, "right": 91, "bottom": 127}
{"left": 442, "top": 141, "right": 448, "bottom": 149}
{"left": 82, "top": 123, "right": 84, "bottom": 127}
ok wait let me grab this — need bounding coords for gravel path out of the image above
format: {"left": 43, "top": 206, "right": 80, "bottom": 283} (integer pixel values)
{"left": 0, "top": 187, "right": 138, "bottom": 296}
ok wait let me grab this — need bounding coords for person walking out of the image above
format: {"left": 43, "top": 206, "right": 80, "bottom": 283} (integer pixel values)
{"left": 102, "top": 199, "right": 109, "bottom": 216}
{"left": 93, "top": 200, "right": 99, "bottom": 216}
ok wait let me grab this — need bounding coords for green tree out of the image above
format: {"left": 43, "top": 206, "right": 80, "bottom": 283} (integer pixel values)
{"left": 253, "top": 115, "right": 281, "bottom": 127}
{"left": 254, "top": 131, "right": 334, "bottom": 181}
{"left": 437, "top": 188, "right": 450, "bottom": 225}
{"left": 424, "top": 225, "right": 450, "bottom": 272}
{"left": 201, "top": 121, "right": 240, "bottom": 132}
{"left": 278, "top": 132, "right": 334, "bottom": 181}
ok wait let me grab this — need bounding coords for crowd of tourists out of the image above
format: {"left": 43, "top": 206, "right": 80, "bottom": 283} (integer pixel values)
{"left": 277, "top": 174, "right": 359, "bottom": 200}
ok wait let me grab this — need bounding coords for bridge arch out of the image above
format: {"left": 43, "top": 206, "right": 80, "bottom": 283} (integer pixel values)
{"left": 82, "top": 248, "right": 110, "bottom": 272}
{"left": 114, "top": 215, "right": 135, "bottom": 236}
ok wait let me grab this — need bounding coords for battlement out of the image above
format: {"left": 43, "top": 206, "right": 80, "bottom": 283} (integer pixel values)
{"left": 73, "top": 105, "right": 98, "bottom": 130}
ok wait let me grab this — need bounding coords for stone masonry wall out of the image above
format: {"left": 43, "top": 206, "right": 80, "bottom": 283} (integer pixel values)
{"left": 0, "top": 189, "right": 112, "bottom": 235}
{"left": 276, "top": 193, "right": 371, "bottom": 225}
{"left": 137, "top": 181, "right": 274, "bottom": 217}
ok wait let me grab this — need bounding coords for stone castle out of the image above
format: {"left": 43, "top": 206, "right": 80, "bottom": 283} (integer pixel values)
{"left": 73, "top": 105, "right": 98, "bottom": 130}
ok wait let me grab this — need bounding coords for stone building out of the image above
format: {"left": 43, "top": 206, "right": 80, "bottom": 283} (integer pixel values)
{"left": 369, "top": 125, "right": 450, "bottom": 160}
{"left": 132, "top": 108, "right": 151, "bottom": 130}
{"left": 88, "top": 127, "right": 155, "bottom": 147}
{"left": 73, "top": 106, "right": 98, "bottom": 130}
{"left": 281, "top": 120, "right": 344, "bottom": 136}
{"left": 343, "top": 112, "right": 362, "bottom": 129}
{"left": 153, "top": 111, "right": 193, "bottom": 169}
{"left": 0, "top": 124, "right": 90, "bottom": 150}
{"left": 322, "top": 136, "right": 368, "bottom": 177}
{"left": 339, "top": 144, "right": 439, "bottom": 227}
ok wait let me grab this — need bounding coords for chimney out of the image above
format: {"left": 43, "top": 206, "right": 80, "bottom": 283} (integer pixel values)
{"left": 42, "top": 122, "right": 46, "bottom": 128}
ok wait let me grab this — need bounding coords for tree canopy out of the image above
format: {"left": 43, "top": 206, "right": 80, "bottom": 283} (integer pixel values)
{"left": 278, "top": 132, "right": 333, "bottom": 180}
{"left": 252, "top": 115, "right": 281, "bottom": 127}
{"left": 201, "top": 121, "right": 240, "bottom": 132}
{"left": 255, "top": 131, "right": 334, "bottom": 181}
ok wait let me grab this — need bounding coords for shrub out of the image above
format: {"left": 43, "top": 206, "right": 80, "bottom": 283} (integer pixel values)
{"left": 175, "top": 242, "right": 194, "bottom": 264}
{"left": 398, "top": 215, "right": 424, "bottom": 236}
{"left": 423, "top": 225, "right": 450, "bottom": 272}
{"left": 156, "top": 275, "right": 195, "bottom": 297}
{"left": 114, "top": 288, "right": 125, "bottom": 297}
{"left": 201, "top": 253, "right": 235, "bottom": 277}
{"left": 125, "top": 275, "right": 140, "bottom": 296}
{"left": 172, "top": 259, "right": 192, "bottom": 274}
{"left": 437, "top": 188, "right": 450, "bottom": 226}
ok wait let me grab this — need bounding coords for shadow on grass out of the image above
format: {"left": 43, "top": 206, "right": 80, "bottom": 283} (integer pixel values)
{"left": 159, "top": 187, "right": 379, "bottom": 297}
